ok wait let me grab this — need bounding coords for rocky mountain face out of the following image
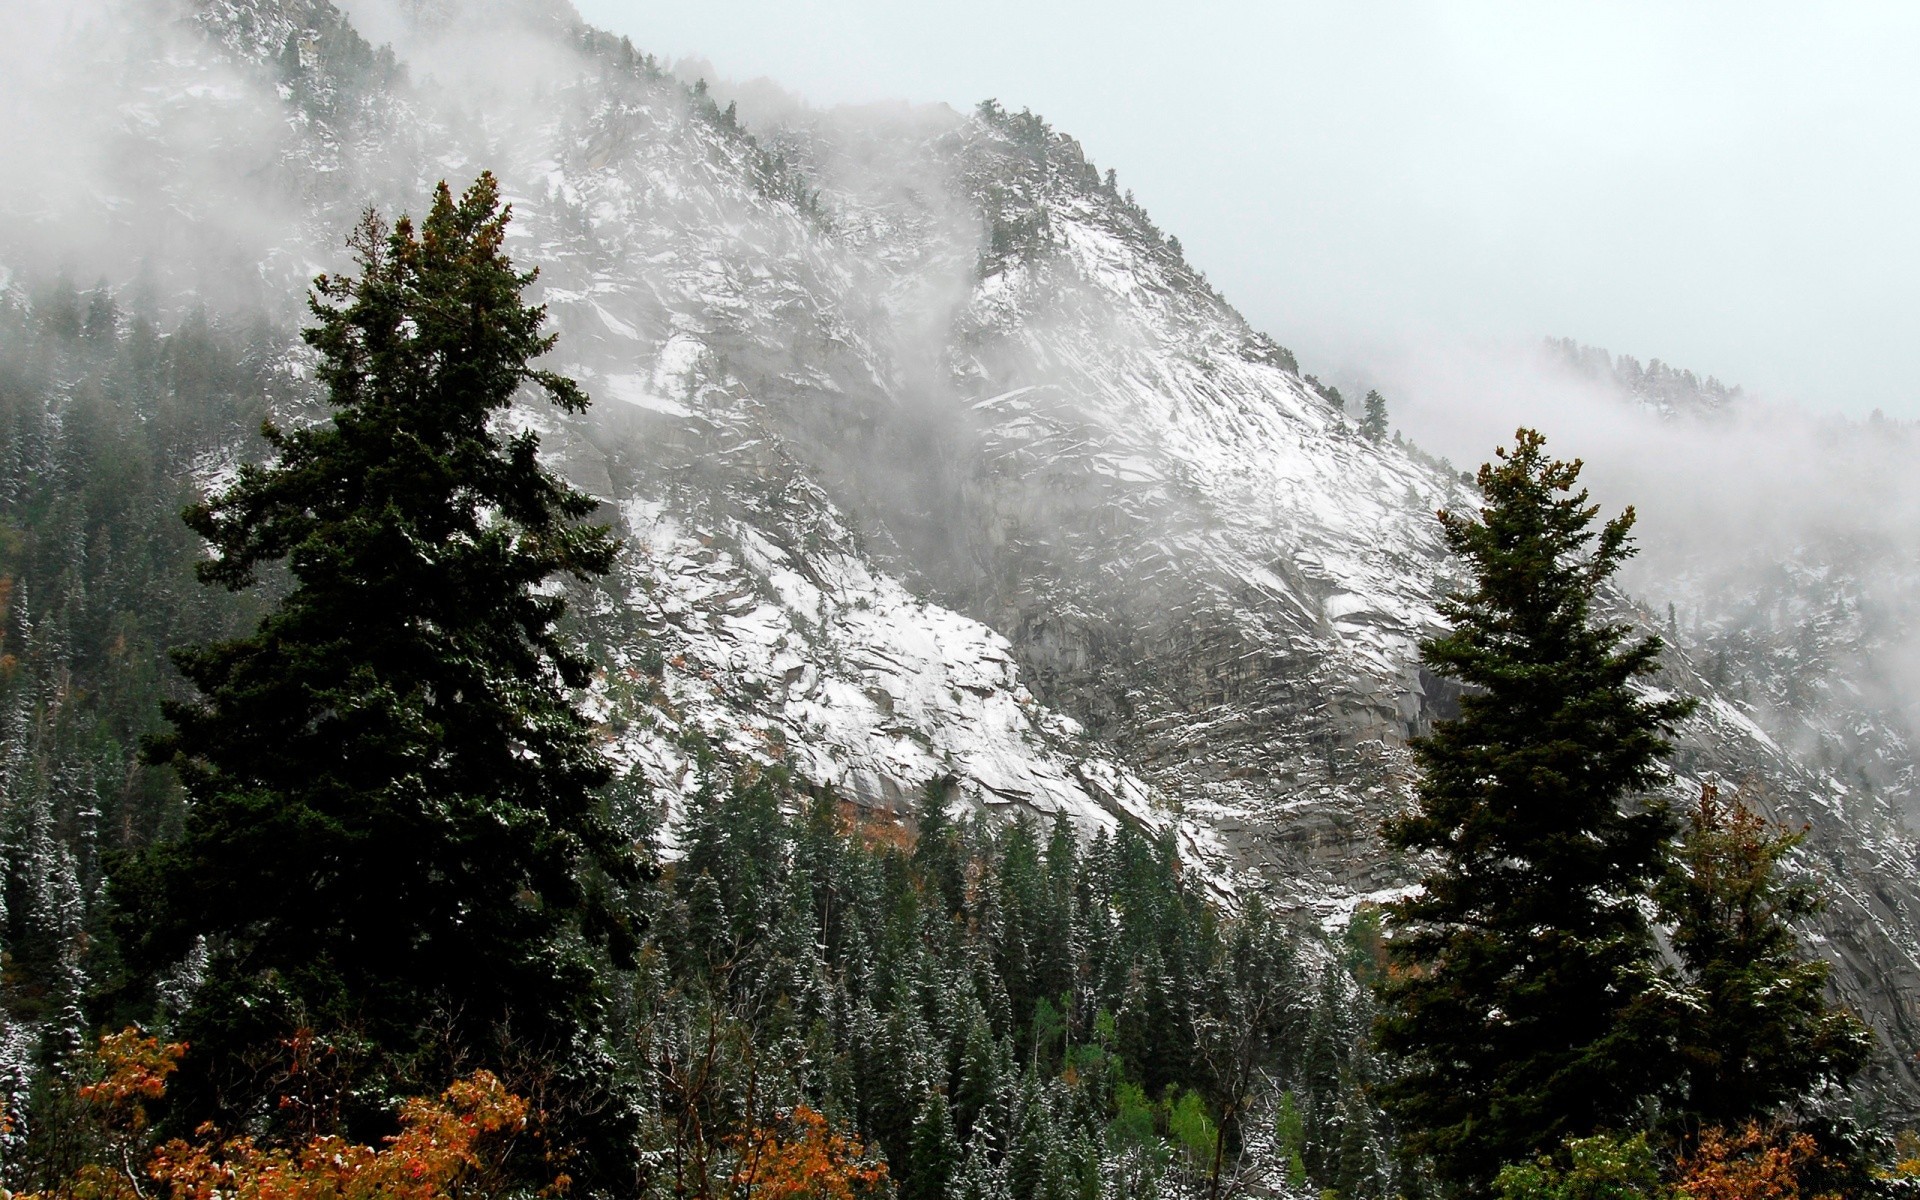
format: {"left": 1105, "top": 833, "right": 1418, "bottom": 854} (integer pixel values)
{"left": 10, "top": 0, "right": 1920, "bottom": 1109}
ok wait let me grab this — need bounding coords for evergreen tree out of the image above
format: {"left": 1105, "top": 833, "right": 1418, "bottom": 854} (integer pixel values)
{"left": 913, "top": 780, "right": 965, "bottom": 921}
{"left": 1374, "top": 428, "right": 1695, "bottom": 1190}
{"left": 1006, "top": 1072, "right": 1060, "bottom": 1200}
{"left": 1658, "top": 783, "right": 1868, "bottom": 1129}
{"left": 906, "top": 1090, "right": 962, "bottom": 1200}
{"left": 1117, "top": 948, "right": 1183, "bottom": 1097}
{"left": 1330, "top": 1088, "right": 1389, "bottom": 1200}
{"left": 1299, "top": 969, "right": 1351, "bottom": 1178}
{"left": 5, "top": 784, "right": 87, "bottom": 1071}
{"left": 1361, "top": 389, "right": 1389, "bottom": 442}
{"left": 116, "top": 176, "right": 644, "bottom": 1185}
{"left": 1037, "top": 817, "right": 1078, "bottom": 1046}
{"left": 857, "top": 980, "right": 932, "bottom": 1173}
{"left": 953, "top": 1144, "right": 1011, "bottom": 1200}
{"left": 993, "top": 814, "right": 1046, "bottom": 1038}
{"left": 955, "top": 1002, "right": 1002, "bottom": 1147}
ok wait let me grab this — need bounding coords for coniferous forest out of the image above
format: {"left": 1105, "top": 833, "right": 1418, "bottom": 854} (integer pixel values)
{"left": 0, "top": 177, "right": 1910, "bottom": 1200}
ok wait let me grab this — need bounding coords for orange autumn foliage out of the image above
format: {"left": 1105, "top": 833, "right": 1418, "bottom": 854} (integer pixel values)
{"left": 14, "top": 1029, "right": 546, "bottom": 1200}
{"left": 728, "top": 1105, "right": 888, "bottom": 1200}
{"left": 9, "top": 1028, "right": 187, "bottom": 1200}
{"left": 78, "top": 1027, "right": 187, "bottom": 1134}
{"left": 1676, "top": 1123, "right": 1839, "bottom": 1200}
{"left": 146, "top": 1070, "right": 539, "bottom": 1200}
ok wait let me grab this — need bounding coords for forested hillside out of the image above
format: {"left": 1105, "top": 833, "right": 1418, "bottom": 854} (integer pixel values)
{"left": 0, "top": 188, "right": 1896, "bottom": 1200}
{"left": 3, "top": 0, "right": 1920, "bottom": 1195}
{"left": 0, "top": 203, "right": 1401, "bottom": 1200}
{"left": 0, "top": 282, "right": 277, "bottom": 1065}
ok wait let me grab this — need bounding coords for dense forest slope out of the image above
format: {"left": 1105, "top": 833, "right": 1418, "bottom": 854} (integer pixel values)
{"left": 3, "top": 0, "right": 1919, "bottom": 1115}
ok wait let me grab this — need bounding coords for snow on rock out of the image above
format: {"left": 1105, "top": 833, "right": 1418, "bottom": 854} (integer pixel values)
{"left": 599, "top": 487, "right": 1187, "bottom": 853}
{"left": 28, "top": 0, "right": 1920, "bottom": 1102}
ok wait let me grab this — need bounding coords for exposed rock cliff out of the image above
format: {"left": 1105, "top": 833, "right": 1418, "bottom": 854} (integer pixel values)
{"left": 8, "top": 0, "right": 1919, "bottom": 1110}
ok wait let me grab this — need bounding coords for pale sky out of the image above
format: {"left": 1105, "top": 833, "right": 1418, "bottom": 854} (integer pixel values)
{"left": 572, "top": 1, "right": 1920, "bottom": 417}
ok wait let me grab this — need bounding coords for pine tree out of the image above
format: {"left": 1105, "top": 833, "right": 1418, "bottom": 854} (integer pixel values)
{"left": 857, "top": 980, "right": 933, "bottom": 1174}
{"left": 1196, "top": 895, "right": 1296, "bottom": 1181}
{"left": 912, "top": 780, "right": 965, "bottom": 921}
{"left": 1331, "top": 1088, "right": 1388, "bottom": 1200}
{"left": 1361, "top": 390, "right": 1389, "bottom": 442}
{"left": 116, "top": 176, "right": 644, "bottom": 1184}
{"left": 993, "top": 814, "right": 1045, "bottom": 1039}
{"left": 1300, "top": 970, "right": 1354, "bottom": 1185}
{"left": 953, "top": 1144, "right": 1011, "bottom": 1200}
{"left": 1004, "top": 1071, "right": 1048, "bottom": 1199}
{"left": 906, "top": 1090, "right": 962, "bottom": 1200}
{"left": 1658, "top": 783, "right": 1868, "bottom": 1129}
{"left": 955, "top": 1002, "right": 1001, "bottom": 1147}
{"left": 1037, "top": 817, "right": 1078, "bottom": 1048}
{"left": 8, "top": 788, "right": 87, "bottom": 1071}
{"left": 1374, "top": 428, "right": 1695, "bottom": 1190}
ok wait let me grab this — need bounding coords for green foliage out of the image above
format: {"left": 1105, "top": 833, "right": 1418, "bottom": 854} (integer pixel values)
{"left": 1658, "top": 784, "right": 1869, "bottom": 1129}
{"left": 912, "top": 780, "right": 965, "bottom": 919}
{"left": 1111, "top": 1081, "right": 1157, "bottom": 1147}
{"left": 1361, "top": 389, "right": 1389, "bottom": 442}
{"left": 905, "top": 1091, "right": 961, "bottom": 1200}
{"left": 630, "top": 759, "right": 1398, "bottom": 1199}
{"left": 1493, "top": 1132, "right": 1672, "bottom": 1200}
{"left": 1166, "top": 1087, "right": 1217, "bottom": 1171}
{"left": 267, "top": 3, "right": 401, "bottom": 124}
{"left": 0, "top": 271, "right": 288, "bottom": 1180}
{"left": 1276, "top": 1090, "right": 1308, "bottom": 1187}
{"left": 1377, "top": 428, "right": 1697, "bottom": 1190}
{"left": 0, "top": 110, "right": 1893, "bottom": 1198}
{"left": 115, "top": 176, "right": 645, "bottom": 1185}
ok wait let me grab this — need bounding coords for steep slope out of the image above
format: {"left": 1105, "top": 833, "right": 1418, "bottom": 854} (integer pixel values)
{"left": 1527, "top": 340, "right": 1920, "bottom": 826}
{"left": 7, "top": 0, "right": 1920, "bottom": 1108}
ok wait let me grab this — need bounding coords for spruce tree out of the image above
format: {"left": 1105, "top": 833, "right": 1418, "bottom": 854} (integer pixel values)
{"left": 1006, "top": 1072, "right": 1058, "bottom": 1200}
{"left": 1374, "top": 428, "right": 1694, "bottom": 1190}
{"left": 1658, "top": 783, "right": 1868, "bottom": 1129}
{"left": 911, "top": 780, "right": 965, "bottom": 920}
{"left": 1361, "top": 389, "right": 1389, "bottom": 442}
{"left": 954, "top": 1003, "right": 1002, "bottom": 1148}
{"left": 117, "top": 176, "right": 644, "bottom": 1182}
{"left": 953, "top": 1146, "right": 1010, "bottom": 1200}
{"left": 906, "top": 1090, "right": 962, "bottom": 1200}
{"left": 993, "top": 813, "right": 1045, "bottom": 1038}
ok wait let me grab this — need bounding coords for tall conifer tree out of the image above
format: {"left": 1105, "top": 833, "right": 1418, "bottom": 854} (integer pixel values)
{"left": 118, "top": 176, "right": 643, "bottom": 1182}
{"left": 1658, "top": 783, "right": 1868, "bottom": 1129}
{"left": 1374, "top": 428, "right": 1694, "bottom": 1189}
{"left": 1361, "top": 389, "right": 1389, "bottom": 442}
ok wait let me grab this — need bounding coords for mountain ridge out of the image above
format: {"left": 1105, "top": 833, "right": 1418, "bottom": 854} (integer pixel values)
{"left": 8, "top": 0, "right": 1920, "bottom": 1112}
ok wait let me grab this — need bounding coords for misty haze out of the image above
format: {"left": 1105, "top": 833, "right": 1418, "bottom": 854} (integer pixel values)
{"left": 1, "top": 1, "right": 1916, "bottom": 1197}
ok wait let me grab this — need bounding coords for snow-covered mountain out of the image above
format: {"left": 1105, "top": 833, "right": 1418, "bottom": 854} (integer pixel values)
{"left": 10, "top": 0, "right": 1920, "bottom": 1109}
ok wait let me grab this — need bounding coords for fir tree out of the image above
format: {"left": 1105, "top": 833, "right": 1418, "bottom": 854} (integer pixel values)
{"left": 1374, "top": 428, "right": 1695, "bottom": 1190}
{"left": 906, "top": 1090, "right": 962, "bottom": 1200}
{"left": 1361, "top": 389, "right": 1389, "bottom": 442}
{"left": 1658, "top": 783, "right": 1868, "bottom": 1129}
{"left": 1300, "top": 969, "right": 1356, "bottom": 1185}
{"left": 117, "top": 176, "right": 644, "bottom": 1185}
{"left": 955, "top": 1002, "right": 1002, "bottom": 1148}
{"left": 953, "top": 1144, "right": 1011, "bottom": 1200}
{"left": 1005, "top": 1072, "right": 1060, "bottom": 1200}
{"left": 993, "top": 813, "right": 1046, "bottom": 1038}
{"left": 913, "top": 780, "right": 965, "bottom": 921}
{"left": 5, "top": 784, "right": 87, "bottom": 1071}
